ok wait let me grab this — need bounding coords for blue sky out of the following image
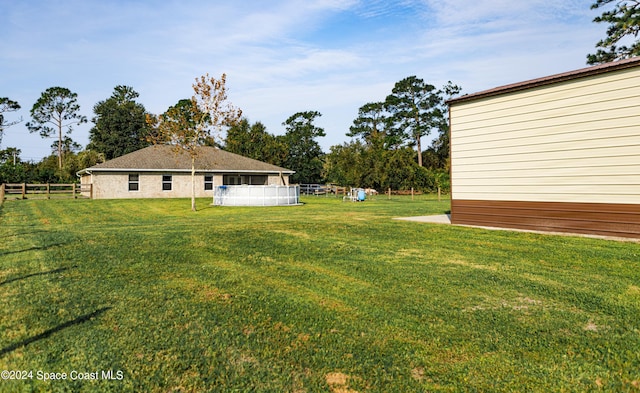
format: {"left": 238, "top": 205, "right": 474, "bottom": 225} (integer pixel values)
{"left": 1, "top": 0, "right": 605, "bottom": 161}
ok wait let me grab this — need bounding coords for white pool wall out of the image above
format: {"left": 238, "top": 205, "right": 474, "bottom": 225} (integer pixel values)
{"left": 213, "top": 185, "right": 300, "bottom": 206}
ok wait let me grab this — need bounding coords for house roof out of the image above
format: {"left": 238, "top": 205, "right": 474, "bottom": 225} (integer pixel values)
{"left": 448, "top": 56, "right": 640, "bottom": 105}
{"left": 78, "top": 145, "right": 294, "bottom": 174}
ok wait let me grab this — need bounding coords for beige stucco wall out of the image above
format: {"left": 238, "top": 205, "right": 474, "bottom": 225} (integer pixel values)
{"left": 268, "top": 174, "right": 289, "bottom": 185}
{"left": 90, "top": 172, "right": 209, "bottom": 199}
{"left": 80, "top": 173, "right": 92, "bottom": 198}
{"left": 450, "top": 66, "right": 640, "bottom": 204}
{"left": 87, "top": 171, "right": 289, "bottom": 199}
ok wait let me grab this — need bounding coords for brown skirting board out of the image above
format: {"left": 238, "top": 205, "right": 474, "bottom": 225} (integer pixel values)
{"left": 451, "top": 199, "right": 640, "bottom": 238}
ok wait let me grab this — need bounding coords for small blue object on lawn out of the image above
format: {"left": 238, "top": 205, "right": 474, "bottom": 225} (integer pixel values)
{"left": 357, "top": 190, "right": 366, "bottom": 201}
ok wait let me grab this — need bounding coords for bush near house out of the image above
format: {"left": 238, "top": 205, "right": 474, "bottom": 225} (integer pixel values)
{"left": 0, "top": 196, "right": 639, "bottom": 392}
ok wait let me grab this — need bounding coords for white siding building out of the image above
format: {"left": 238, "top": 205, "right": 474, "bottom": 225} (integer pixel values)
{"left": 448, "top": 57, "right": 640, "bottom": 238}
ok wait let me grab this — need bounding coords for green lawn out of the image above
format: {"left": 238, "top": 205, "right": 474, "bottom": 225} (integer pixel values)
{"left": 1, "top": 196, "right": 639, "bottom": 392}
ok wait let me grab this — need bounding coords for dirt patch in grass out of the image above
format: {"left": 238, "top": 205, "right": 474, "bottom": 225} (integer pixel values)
{"left": 584, "top": 321, "right": 599, "bottom": 332}
{"left": 0, "top": 268, "right": 19, "bottom": 282}
{"left": 411, "top": 367, "right": 425, "bottom": 381}
{"left": 447, "top": 259, "right": 500, "bottom": 272}
{"left": 395, "top": 248, "right": 423, "bottom": 258}
{"left": 463, "top": 295, "right": 543, "bottom": 313}
{"left": 289, "top": 262, "right": 373, "bottom": 290}
{"left": 169, "top": 278, "right": 233, "bottom": 304}
{"left": 271, "top": 229, "right": 311, "bottom": 240}
{"left": 325, "top": 372, "right": 359, "bottom": 393}
{"left": 510, "top": 296, "right": 542, "bottom": 310}
{"left": 626, "top": 285, "right": 640, "bottom": 296}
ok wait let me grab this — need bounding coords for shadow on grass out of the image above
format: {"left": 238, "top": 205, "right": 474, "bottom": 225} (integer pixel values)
{"left": 197, "top": 203, "right": 216, "bottom": 212}
{"left": 0, "top": 242, "right": 68, "bottom": 257}
{"left": 0, "top": 229, "right": 51, "bottom": 239}
{"left": 0, "top": 307, "right": 112, "bottom": 357}
{"left": 0, "top": 266, "right": 77, "bottom": 287}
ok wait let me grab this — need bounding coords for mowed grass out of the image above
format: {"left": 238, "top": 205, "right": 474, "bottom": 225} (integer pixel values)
{"left": 0, "top": 195, "right": 639, "bottom": 392}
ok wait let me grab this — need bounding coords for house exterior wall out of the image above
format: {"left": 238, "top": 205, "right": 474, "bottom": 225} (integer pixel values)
{"left": 80, "top": 173, "right": 93, "bottom": 198}
{"left": 268, "top": 174, "right": 289, "bottom": 186}
{"left": 87, "top": 172, "right": 288, "bottom": 199}
{"left": 90, "top": 172, "right": 208, "bottom": 199}
{"left": 450, "top": 64, "right": 640, "bottom": 238}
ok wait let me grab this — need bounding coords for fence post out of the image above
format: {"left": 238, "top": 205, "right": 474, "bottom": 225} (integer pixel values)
{"left": 47, "top": 183, "right": 50, "bottom": 199}
{"left": 22, "top": 183, "right": 26, "bottom": 199}
{"left": 0, "top": 183, "right": 4, "bottom": 205}
{"left": 411, "top": 187, "right": 414, "bottom": 201}
{"left": 388, "top": 187, "right": 391, "bottom": 200}
{"left": 90, "top": 184, "right": 93, "bottom": 199}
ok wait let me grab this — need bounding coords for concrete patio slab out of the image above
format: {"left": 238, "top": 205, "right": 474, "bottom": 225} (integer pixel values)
{"left": 394, "top": 214, "right": 639, "bottom": 243}
{"left": 394, "top": 214, "right": 451, "bottom": 224}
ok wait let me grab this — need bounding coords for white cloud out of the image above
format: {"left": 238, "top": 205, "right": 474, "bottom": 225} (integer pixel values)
{"left": 426, "top": 0, "right": 592, "bottom": 26}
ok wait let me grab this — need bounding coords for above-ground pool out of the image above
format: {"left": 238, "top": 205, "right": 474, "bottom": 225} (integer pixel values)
{"left": 213, "top": 185, "right": 300, "bottom": 206}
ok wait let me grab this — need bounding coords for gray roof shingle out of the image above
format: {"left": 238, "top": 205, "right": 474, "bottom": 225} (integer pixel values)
{"left": 79, "top": 145, "right": 293, "bottom": 173}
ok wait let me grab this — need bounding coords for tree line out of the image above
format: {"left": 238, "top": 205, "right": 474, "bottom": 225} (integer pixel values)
{"left": 0, "top": 76, "right": 457, "bottom": 192}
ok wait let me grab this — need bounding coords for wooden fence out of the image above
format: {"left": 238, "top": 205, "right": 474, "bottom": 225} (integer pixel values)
{"left": 298, "top": 184, "right": 446, "bottom": 202}
{"left": 1, "top": 183, "right": 92, "bottom": 201}
{"left": 299, "top": 184, "right": 348, "bottom": 196}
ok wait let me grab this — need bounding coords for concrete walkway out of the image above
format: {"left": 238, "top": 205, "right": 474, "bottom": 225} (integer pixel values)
{"left": 393, "top": 214, "right": 639, "bottom": 243}
{"left": 393, "top": 214, "right": 451, "bottom": 224}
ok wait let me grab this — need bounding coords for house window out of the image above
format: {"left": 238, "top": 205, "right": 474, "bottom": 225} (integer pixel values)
{"left": 223, "top": 174, "right": 268, "bottom": 185}
{"left": 204, "top": 175, "right": 213, "bottom": 190}
{"left": 223, "top": 175, "right": 241, "bottom": 185}
{"left": 128, "top": 174, "right": 139, "bottom": 191}
{"left": 249, "top": 175, "right": 267, "bottom": 185}
{"left": 162, "top": 175, "right": 172, "bottom": 191}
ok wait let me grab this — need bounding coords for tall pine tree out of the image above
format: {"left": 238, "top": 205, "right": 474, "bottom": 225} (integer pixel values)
{"left": 587, "top": 0, "right": 640, "bottom": 64}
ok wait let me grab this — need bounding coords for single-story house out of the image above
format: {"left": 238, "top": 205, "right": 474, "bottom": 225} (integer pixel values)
{"left": 77, "top": 145, "right": 294, "bottom": 199}
{"left": 448, "top": 56, "right": 640, "bottom": 238}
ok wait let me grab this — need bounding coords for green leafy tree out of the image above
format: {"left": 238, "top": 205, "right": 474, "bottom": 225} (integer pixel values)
{"left": 347, "top": 102, "right": 398, "bottom": 149}
{"left": 422, "top": 144, "right": 447, "bottom": 170}
{"left": 323, "top": 141, "right": 368, "bottom": 188}
{"left": 385, "top": 76, "right": 447, "bottom": 167}
{"left": 423, "top": 81, "right": 461, "bottom": 171}
{"left": 53, "top": 135, "right": 82, "bottom": 154}
{"left": 225, "top": 118, "right": 287, "bottom": 166}
{"left": 587, "top": 0, "right": 640, "bottom": 64}
{"left": 0, "top": 147, "right": 24, "bottom": 183}
{"left": 88, "top": 86, "right": 151, "bottom": 160}
{"left": 76, "top": 149, "right": 105, "bottom": 169}
{"left": 148, "top": 73, "right": 242, "bottom": 211}
{"left": 0, "top": 147, "right": 21, "bottom": 164}
{"left": 325, "top": 140, "right": 449, "bottom": 193}
{"left": 26, "top": 87, "right": 87, "bottom": 169}
{"left": 282, "top": 111, "right": 326, "bottom": 184}
{"left": 150, "top": 98, "right": 203, "bottom": 141}
{"left": 378, "top": 148, "right": 419, "bottom": 191}
{"left": 34, "top": 155, "right": 61, "bottom": 183}
{"left": 0, "top": 162, "right": 29, "bottom": 184}
{"left": 327, "top": 79, "right": 460, "bottom": 193}
{"left": 0, "top": 97, "right": 22, "bottom": 148}
{"left": 60, "top": 150, "right": 103, "bottom": 183}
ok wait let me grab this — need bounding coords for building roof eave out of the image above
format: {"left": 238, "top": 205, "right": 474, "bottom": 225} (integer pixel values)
{"left": 79, "top": 168, "right": 295, "bottom": 174}
{"left": 447, "top": 56, "right": 640, "bottom": 105}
